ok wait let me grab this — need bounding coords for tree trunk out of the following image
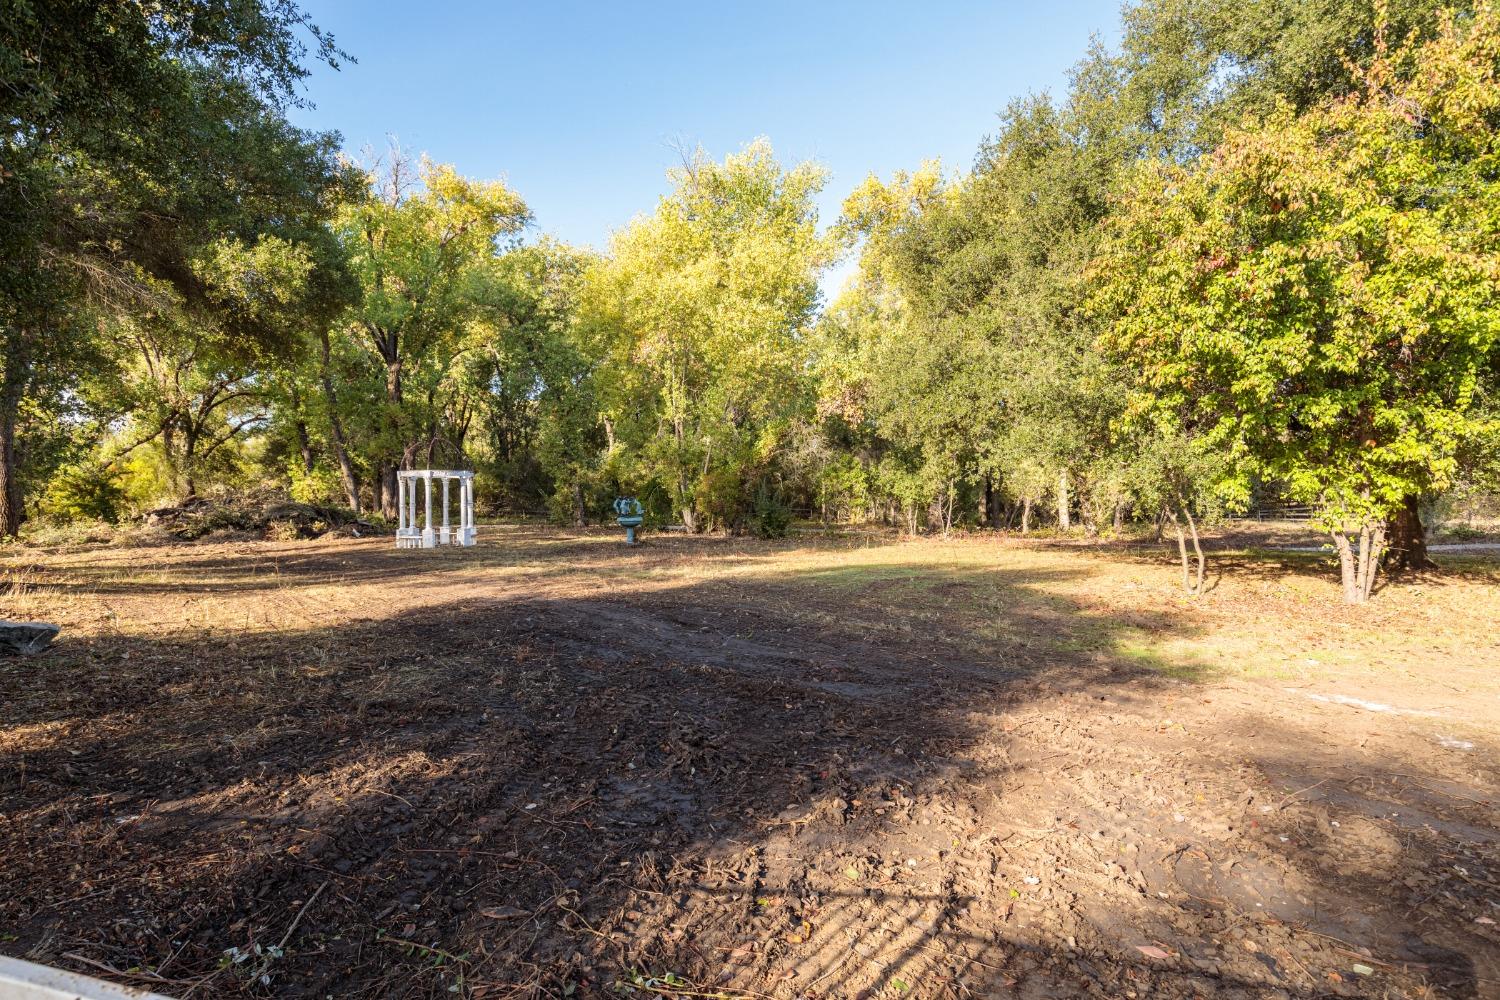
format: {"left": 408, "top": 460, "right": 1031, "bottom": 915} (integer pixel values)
{"left": 328, "top": 418, "right": 361, "bottom": 514}
{"left": 1384, "top": 495, "right": 1434, "bottom": 571}
{"left": 182, "top": 425, "right": 199, "bottom": 498}
{"left": 1332, "top": 524, "right": 1387, "bottom": 604}
{"left": 1113, "top": 501, "right": 1126, "bottom": 534}
{"left": 928, "top": 493, "right": 949, "bottom": 536}
{"left": 572, "top": 481, "right": 586, "bottom": 527}
{"left": 1056, "top": 470, "right": 1070, "bottom": 531}
{"left": 0, "top": 368, "right": 23, "bottom": 539}
{"left": 379, "top": 464, "right": 399, "bottom": 519}
{"left": 1021, "top": 496, "right": 1032, "bottom": 535}
{"left": 318, "top": 332, "right": 361, "bottom": 514}
{"left": 1183, "top": 502, "right": 1205, "bottom": 595}
{"left": 295, "top": 420, "right": 315, "bottom": 476}
{"left": 672, "top": 414, "right": 696, "bottom": 531}
{"left": 679, "top": 470, "right": 697, "bottom": 531}
{"left": 679, "top": 481, "right": 697, "bottom": 531}
{"left": 1333, "top": 532, "right": 1359, "bottom": 603}
{"left": 1167, "top": 509, "right": 1191, "bottom": 593}
{"left": 381, "top": 358, "right": 403, "bottom": 520}
{"left": 162, "top": 421, "right": 180, "bottom": 495}
{"left": 1362, "top": 523, "right": 1387, "bottom": 602}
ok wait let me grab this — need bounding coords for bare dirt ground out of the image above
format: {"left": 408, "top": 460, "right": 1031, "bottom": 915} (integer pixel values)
{"left": 2, "top": 526, "right": 1499, "bottom": 999}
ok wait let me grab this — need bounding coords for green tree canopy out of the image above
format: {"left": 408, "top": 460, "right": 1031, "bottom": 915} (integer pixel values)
{"left": 334, "top": 153, "right": 531, "bottom": 517}
{"left": 583, "top": 139, "right": 834, "bottom": 531}
{"left": 1092, "top": 6, "right": 1500, "bottom": 601}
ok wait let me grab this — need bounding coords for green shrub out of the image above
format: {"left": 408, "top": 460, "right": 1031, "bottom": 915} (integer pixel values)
{"left": 752, "top": 487, "right": 792, "bottom": 539}
{"left": 40, "top": 466, "right": 128, "bottom": 523}
{"left": 693, "top": 467, "right": 746, "bottom": 533}
{"left": 288, "top": 462, "right": 343, "bottom": 505}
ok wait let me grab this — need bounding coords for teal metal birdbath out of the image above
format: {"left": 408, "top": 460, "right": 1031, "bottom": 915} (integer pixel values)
{"left": 614, "top": 496, "right": 644, "bottom": 545}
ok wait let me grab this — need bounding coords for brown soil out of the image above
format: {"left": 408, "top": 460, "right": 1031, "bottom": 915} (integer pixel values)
{"left": 2, "top": 526, "right": 1498, "bottom": 999}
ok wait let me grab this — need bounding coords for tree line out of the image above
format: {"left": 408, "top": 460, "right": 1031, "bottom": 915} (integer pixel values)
{"left": 3, "top": 0, "right": 1498, "bottom": 604}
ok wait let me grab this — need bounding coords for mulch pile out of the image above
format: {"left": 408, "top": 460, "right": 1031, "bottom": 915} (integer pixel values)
{"left": 143, "top": 489, "right": 381, "bottom": 541}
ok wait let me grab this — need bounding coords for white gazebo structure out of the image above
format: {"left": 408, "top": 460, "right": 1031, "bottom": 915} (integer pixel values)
{"left": 396, "top": 469, "right": 476, "bottom": 548}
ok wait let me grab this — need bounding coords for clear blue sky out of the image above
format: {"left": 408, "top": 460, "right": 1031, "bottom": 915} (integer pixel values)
{"left": 289, "top": 1, "right": 1123, "bottom": 271}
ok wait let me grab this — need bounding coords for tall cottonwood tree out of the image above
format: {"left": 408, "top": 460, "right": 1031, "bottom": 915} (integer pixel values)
{"left": 583, "top": 139, "right": 834, "bottom": 531}
{"left": 335, "top": 153, "right": 530, "bottom": 518}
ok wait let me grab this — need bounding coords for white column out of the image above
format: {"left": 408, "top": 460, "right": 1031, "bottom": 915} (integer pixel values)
{"left": 441, "top": 476, "right": 451, "bottom": 544}
{"left": 464, "top": 477, "right": 473, "bottom": 542}
{"left": 397, "top": 473, "right": 407, "bottom": 532}
{"left": 423, "top": 474, "right": 434, "bottom": 547}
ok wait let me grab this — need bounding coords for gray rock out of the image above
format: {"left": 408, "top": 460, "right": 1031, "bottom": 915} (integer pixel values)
{"left": 0, "top": 620, "right": 60, "bottom": 655}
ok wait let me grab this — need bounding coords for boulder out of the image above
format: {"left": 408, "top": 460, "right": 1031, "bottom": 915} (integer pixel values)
{"left": 0, "top": 620, "right": 60, "bottom": 655}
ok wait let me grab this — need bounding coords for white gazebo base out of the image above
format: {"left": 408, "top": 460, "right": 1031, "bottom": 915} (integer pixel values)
{"left": 396, "top": 469, "right": 476, "bottom": 549}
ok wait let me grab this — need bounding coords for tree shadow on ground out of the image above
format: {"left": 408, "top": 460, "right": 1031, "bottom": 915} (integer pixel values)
{"left": 0, "top": 545, "right": 1491, "bottom": 998}
{"left": 1103, "top": 530, "right": 1500, "bottom": 595}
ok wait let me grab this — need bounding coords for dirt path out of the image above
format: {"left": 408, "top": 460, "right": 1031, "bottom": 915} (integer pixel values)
{"left": 1, "top": 528, "right": 1497, "bottom": 998}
